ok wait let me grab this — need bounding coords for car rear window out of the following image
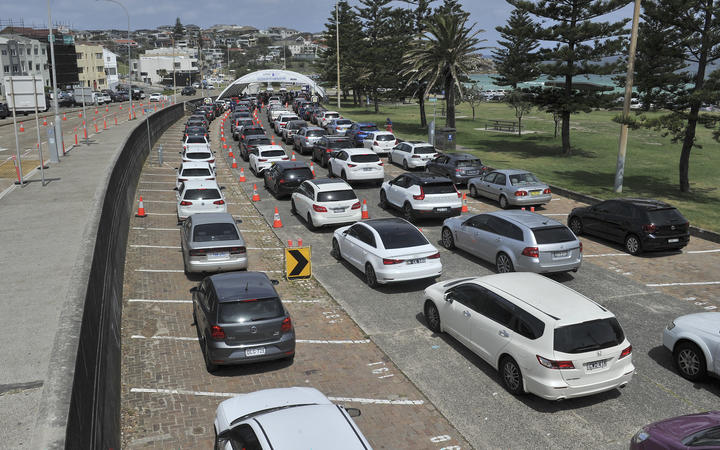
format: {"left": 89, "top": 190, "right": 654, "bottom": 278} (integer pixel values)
{"left": 325, "top": 113, "right": 339, "bottom": 119}
{"left": 288, "top": 121, "right": 307, "bottom": 129}
{"left": 360, "top": 125, "right": 378, "bottom": 131}
{"left": 351, "top": 154, "right": 380, "bottom": 163}
{"left": 307, "top": 130, "right": 326, "bottom": 137}
{"left": 376, "top": 225, "right": 429, "bottom": 249}
{"left": 244, "top": 128, "right": 265, "bottom": 135}
{"left": 261, "top": 150, "right": 286, "bottom": 157}
{"left": 509, "top": 173, "right": 540, "bottom": 186}
{"left": 218, "top": 297, "right": 284, "bottom": 323}
{"left": 647, "top": 208, "right": 686, "bottom": 223}
{"left": 376, "top": 134, "right": 395, "bottom": 141}
{"left": 336, "top": 119, "right": 352, "bottom": 125}
{"left": 181, "top": 168, "right": 212, "bottom": 177}
{"left": 554, "top": 318, "right": 625, "bottom": 354}
{"left": 193, "top": 223, "right": 239, "bottom": 242}
{"left": 186, "top": 152, "right": 211, "bottom": 160}
{"left": 248, "top": 138, "right": 271, "bottom": 146}
{"left": 423, "top": 182, "right": 456, "bottom": 194}
{"left": 414, "top": 146, "right": 436, "bottom": 154}
{"left": 186, "top": 137, "right": 207, "bottom": 143}
{"left": 532, "top": 226, "right": 576, "bottom": 244}
{"left": 183, "top": 189, "right": 221, "bottom": 200}
{"left": 328, "top": 140, "right": 352, "bottom": 149}
{"left": 317, "top": 190, "right": 357, "bottom": 202}
{"left": 456, "top": 159, "right": 482, "bottom": 167}
{"left": 283, "top": 168, "right": 313, "bottom": 179}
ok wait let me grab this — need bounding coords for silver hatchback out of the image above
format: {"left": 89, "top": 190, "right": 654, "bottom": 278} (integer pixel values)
{"left": 181, "top": 213, "right": 247, "bottom": 273}
{"left": 468, "top": 169, "right": 552, "bottom": 209}
{"left": 441, "top": 210, "right": 582, "bottom": 274}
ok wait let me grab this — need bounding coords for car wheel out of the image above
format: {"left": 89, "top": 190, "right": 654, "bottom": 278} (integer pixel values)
{"left": 341, "top": 170, "right": 347, "bottom": 181}
{"left": 469, "top": 184, "right": 478, "bottom": 198}
{"left": 500, "top": 356, "right": 524, "bottom": 395}
{"left": 379, "top": 190, "right": 389, "bottom": 209}
{"left": 403, "top": 203, "right": 415, "bottom": 222}
{"left": 624, "top": 234, "right": 641, "bottom": 255}
{"left": 441, "top": 227, "right": 455, "bottom": 249}
{"left": 331, "top": 238, "right": 342, "bottom": 260}
{"left": 365, "top": 263, "right": 378, "bottom": 288}
{"left": 674, "top": 342, "right": 707, "bottom": 381}
{"left": 307, "top": 213, "right": 317, "bottom": 231}
{"left": 499, "top": 195, "right": 509, "bottom": 209}
{"left": 290, "top": 199, "right": 297, "bottom": 215}
{"left": 424, "top": 301, "right": 442, "bottom": 333}
{"left": 569, "top": 216, "right": 583, "bottom": 236}
{"left": 402, "top": 159, "right": 409, "bottom": 171}
{"left": 496, "top": 252, "right": 514, "bottom": 273}
{"left": 311, "top": 151, "right": 317, "bottom": 162}
{"left": 203, "top": 338, "right": 219, "bottom": 373}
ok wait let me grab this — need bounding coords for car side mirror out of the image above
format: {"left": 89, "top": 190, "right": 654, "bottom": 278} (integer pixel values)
{"left": 189, "top": 286, "right": 198, "bottom": 293}
{"left": 178, "top": 151, "right": 182, "bottom": 154}
{"left": 443, "top": 293, "right": 453, "bottom": 303}
{"left": 345, "top": 407, "right": 361, "bottom": 417}
{"left": 235, "top": 219, "right": 243, "bottom": 224}
{"left": 173, "top": 187, "right": 178, "bottom": 191}
{"left": 270, "top": 279, "right": 280, "bottom": 285}
{"left": 220, "top": 186, "right": 226, "bottom": 190}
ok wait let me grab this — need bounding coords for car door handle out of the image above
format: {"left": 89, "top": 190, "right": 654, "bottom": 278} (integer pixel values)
{"left": 463, "top": 311, "right": 471, "bottom": 317}
{"left": 498, "top": 330, "right": 509, "bottom": 338}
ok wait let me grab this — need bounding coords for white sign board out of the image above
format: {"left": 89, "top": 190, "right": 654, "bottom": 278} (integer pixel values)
{"left": 3, "top": 76, "right": 46, "bottom": 111}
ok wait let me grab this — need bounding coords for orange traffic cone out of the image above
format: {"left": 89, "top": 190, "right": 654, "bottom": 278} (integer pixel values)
{"left": 95, "top": 108, "right": 98, "bottom": 114}
{"left": 461, "top": 193, "right": 469, "bottom": 213}
{"left": 252, "top": 184, "right": 260, "bottom": 202}
{"left": 272, "top": 207, "right": 283, "bottom": 228}
{"left": 271, "top": 137, "right": 276, "bottom": 145}
{"left": 361, "top": 199, "right": 370, "bottom": 219}
{"left": 231, "top": 157, "right": 238, "bottom": 168}
{"left": 228, "top": 148, "right": 233, "bottom": 157}
{"left": 223, "top": 143, "right": 228, "bottom": 150}
{"left": 135, "top": 196, "right": 148, "bottom": 217}
{"left": 291, "top": 152, "right": 296, "bottom": 161}
{"left": 310, "top": 162, "right": 315, "bottom": 177}
{"left": 62, "top": 113, "right": 67, "bottom": 121}
{"left": 19, "top": 123, "right": 24, "bottom": 132}
{"left": 43, "top": 118, "right": 48, "bottom": 126}
{"left": 297, "top": 238, "right": 303, "bottom": 247}
{"left": 530, "top": 206, "right": 535, "bottom": 212}
{"left": 239, "top": 168, "right": 246, "bottom": 182}
{"left": 78, "top": 112, "right": 82, "bottom": 118}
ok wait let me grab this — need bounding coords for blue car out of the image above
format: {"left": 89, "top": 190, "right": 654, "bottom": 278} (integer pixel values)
{"left": 346, "top": 122, "right": 379, "bottom": 146}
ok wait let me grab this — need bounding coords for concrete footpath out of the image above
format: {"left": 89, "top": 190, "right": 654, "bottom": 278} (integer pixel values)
{"left": 0, "top": 115, "right": 143, "bottom": 448}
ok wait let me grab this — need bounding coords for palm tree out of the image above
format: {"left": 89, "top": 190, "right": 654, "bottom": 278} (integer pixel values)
{"left": 402, "top": 12, "right": 485, "bottom": 128}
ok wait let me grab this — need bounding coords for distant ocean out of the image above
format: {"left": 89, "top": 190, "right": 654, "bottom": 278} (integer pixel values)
{"left": 468, "top": 73, "right": 624, "bottom": 93}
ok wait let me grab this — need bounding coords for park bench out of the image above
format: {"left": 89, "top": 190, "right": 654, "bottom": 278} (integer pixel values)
{"left": 485, "top": 119, "right": 519, "bottom": 133}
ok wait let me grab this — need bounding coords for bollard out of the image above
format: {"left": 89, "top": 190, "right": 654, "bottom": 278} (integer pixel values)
{"left": 157, "top": 145, "right": 164, "bottom": 166}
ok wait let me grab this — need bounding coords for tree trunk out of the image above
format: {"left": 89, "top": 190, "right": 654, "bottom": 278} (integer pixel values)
{"left": 518, "top": 115, "right": 522, "bottom": 137}
{"left": 419, "top": 93, "right": 427, "bottom": 128}
{"left": 678, "top": 117, "right": 696, "bottom": 192}
{"left": 445, "top": 77, "right": 455, "bottom": 128}
{"left": 373, "top": 89, "right": 379, "bottom": 113}
{"left": 471, "top": 105, "right": 475, "bottom": 121}
{"left": 561, "top": 111, "right": 571, "bottom": 155}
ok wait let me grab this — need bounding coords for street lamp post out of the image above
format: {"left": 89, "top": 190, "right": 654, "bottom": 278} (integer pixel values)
{"left": 99, "top": 0, "right": 133, "bottom": 118}
{"left": 336, "top": 1, "right": 341, "bottom": 109}
{"left": 47, "top": 0, "right": 61, "bottom": 162}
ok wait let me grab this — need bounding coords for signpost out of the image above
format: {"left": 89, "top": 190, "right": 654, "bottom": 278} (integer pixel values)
{"left": 284, "top": 247, "right": 311, "bottom": 280}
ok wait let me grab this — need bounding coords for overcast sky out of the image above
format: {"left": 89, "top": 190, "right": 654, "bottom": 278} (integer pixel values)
{"left": 5, "top": 0, "right": 635, "bottom": 49}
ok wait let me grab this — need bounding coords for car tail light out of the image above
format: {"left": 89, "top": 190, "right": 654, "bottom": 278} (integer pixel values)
{"left": 351, "top": 202, "right": 361, "bottom": 209}
{"left": 383, "top": 258, "right": 403, "bottom": 265}
{"left": 619, "top": 345, "right": 632, "bottom": 359}
{"left": 579, "top": 241, "right": 583, "bottom": 253}
{"left": 258, "top": 158, "right": 267, "bottom": 162}
{"left": 306, "top": 137, "right": 310, "bottom": 141}
{"left": 522, "top": 247, "right": 539, "bottom": 257}
{"left": 282, "top": 156, "right": 289, "bottom": 160}
{"left": 208, "top": 159, "right": 215, "bottom": 163}
{"left": 336, "top": 127, "right": 340, "bottom": 131}
{"left": 543, "top": 188, "right": 551, "bottom": 194}
{"left": 189, "top": 248, "right": 206, "bottom": 256}
{"left": 183, "top": 145, "right": 187, "bottom": 150}
{"left": 455, "top": 187, "right": 462, "bottom": 198}
{"left": 178, "top": 178, "right": 188, "bottom": 182}
{"left": 374, "top": 141, "right": 379, "bottom": 146}
{"left": 455, "top": 168, "right": 462, "bottom": 172}
{"left": 206, "top": 177, "right": 215, "bottom": 180}
{"left": 180, "top": 200, "right": 193, "bottom": 206}
{"left": 281, "top": 316, "right": 292, "bottom": 332}
{"left": 211, "top": 325, "right": 225, "bottom": 340}
{"left": 213, "top": 200, "right": 225, "bottom": 205}
{"left": 412, "top": 155, "right": 421, "bottom": 158}
{"left": 313, "top": 204, "right": 328, "bottom": 212}
{"left": 643, "top": 224, "right": 656, "bottom": 233}
{"left": 241, "top": 135, "right": 245, "bottom": 140}
{"left": 413, "top": 187, "right": 425, "bottom": 200}
{"left": 348, "top": 163, "right": 357, "bottom": 168}
{"left": 515, "top": 190, "right": 528, "bottom": 197}
{"left": 229, "top": 246, "right": 246, "bottom": 254}
{"left": 427, "top": 252, "right": 441, "bottom": 259}
{"left": 378, "top": 161, "right": 384, "bottom": 166}
{"left": 536, "top": 355, "right": 574, "bottom": 369}
{"left": 325, "top": 148, "right": 332, "bottom": 153}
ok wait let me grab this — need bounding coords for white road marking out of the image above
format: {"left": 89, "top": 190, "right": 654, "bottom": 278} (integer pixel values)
{"left": 131, "top": 335, "right": 196, "bottom": 341}
{"left": 141, "top": 200, "right": 176, "bottom": 204}
{"left": 138, "top": 189, "right": 175, "bottom": 192}
{"left": 542, "top": 213, "right": 568, "bottom": 216}
{"left": 686, "top": 249, "right": 720, "bottom": 254}
{"left": 135, "top": 269, "right": 184, "bottom": 273}
{"left": 132, "top": 227, "right": 179, "bottom": 231}
{"left": 283, "top": 299, "right": 322, "bottom": 303}
{"left": 131, "top": 335, "right": 370, "bottom": 344}
{"left": 128, "top": 299, "right": 191, "bottom": 303}
{"left": 143, "top": 173, "right": 177, "bottom": 177}
{"left": 130, "top": 244, "right": 181, "bottom": 249}
{"left": 139, "top": 181, "right": 173, "bottom": 184}
{"left": 367, "top": 361, "right": 384, "bottom": 366}
{"left": 646, "top": 281, "right": 720, "bottom": 287}
{"left": 129, "top": 387, "right": 424, "bottom": 405}
{"left": 238, "top": 230, "right": 265, "bottom": 232}
{"left": 583, "top": 253, "right": 630, "bottom": 258}
{"left": 146, "top": 213, "right": 177, "bottom": 216}
{"left": 246, "top": 247, "right": 284, "bottom": 250}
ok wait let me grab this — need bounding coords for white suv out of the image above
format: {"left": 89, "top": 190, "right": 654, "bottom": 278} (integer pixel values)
{"left": 291, "top": 178, "right": 361, "bottom": 230}
{"left": 319, "top": 111, "right": 340, "bottom": 127}
{"left": 421, "top": 272, "right": 634, "bottom": 400}
{"left": 249, "top": 145, "right": 289, "bottom": 176}
{"left": 176, "top": 180, "right": 227, "bottom": 221}
{"left": 176, "top": 161, "right": 215, "bottom": 189}
{"left": 380, "top": 173, "right": 462, "bottom": 222}
{"left": 363, "top": 131, "right": 397, "bottom": 155}
{"left": 328, "top": 148, "right": 384, "bottom": 185}
{"left": 274, "top": 113, "right": 300, "bottom": 134}
{"left": 389, "top": 141, "right": 439, "bottom": 170}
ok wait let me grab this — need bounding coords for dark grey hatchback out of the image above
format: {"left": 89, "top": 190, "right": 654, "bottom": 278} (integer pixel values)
{"left": 192, "top": 272, "right": 295, "bottom": 372}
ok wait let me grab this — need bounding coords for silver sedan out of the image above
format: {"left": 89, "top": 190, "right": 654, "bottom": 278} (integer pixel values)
{"left": 662, "top": 312, "right": 720, "bottom": 382}
{"left": 468, "top": 169, "right": 552, "bottom": 209}
{"left": 180, "top": 213, "right": 248, "bottom": 273}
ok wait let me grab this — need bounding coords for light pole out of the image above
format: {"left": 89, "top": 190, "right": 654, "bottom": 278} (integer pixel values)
{"left": 336, "top": 1, "right": 341, "bottom": 109}
{"left": 99, "top": 0, "right": 133, "bottom": 118}
{"left": 47, "top": 0, "right": 61, "bottom": 162}
{"left": 172, "top": 37, "right": 177, "bottom": 104}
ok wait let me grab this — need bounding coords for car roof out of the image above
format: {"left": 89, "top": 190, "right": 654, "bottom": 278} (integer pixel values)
{"left": 447, "top": 153, "right": 479, "bottom": 160}
{"left": 404, "top": 173, "right": 452, "bottom": 184}
{"left": 371, "top": 131, "right": 394, "bottom": 136}
{"left": 361, "top": 217, "right": 413, "bottom": 232}
{"left": 209, "top": 271, "right": 277, "bottom": 303}
{"left": 355, "top": 122, "right": 376, "bottom": 126}
{"left": 310, "top": 178, "right": 352, "bottom": 191}
{"left": 180, "top": 161, "right": 213, "bottom": 169}
{"left": 486, "top": 210, "right": 564, "bottom": 228}
{"left": 344, "top": 148, "right": 376, "bottom": 155}
{"left": 182, "top": 180, "right": 220, "bottom": 189}
{"left": 324, "top": 136, "right": 350, "bottom": 141}
{"left": 189, "top": 212, "right": 235, "bottom": 226}
{"left": 256, "top": 145, "right": 285, "bottom": 152}
{"left": 616, "top": 198, "right": 676, "bottom": 210}
{"left": 217, "top": 387, "right": 331, "bottom": 427}
{"left": 407, "top": 141, "right": 434, "bottom": 146}
{"left": 273, "top": 161, "right": 309, "bottom": 170}
{"left": 302, "top": 126, "right": 325, "bottom": 131}
{"left": 476, "top": 273, "right": 612, "bottom": 326}
{"left": 487, "top": 169, "right": 533, "bottom": 176}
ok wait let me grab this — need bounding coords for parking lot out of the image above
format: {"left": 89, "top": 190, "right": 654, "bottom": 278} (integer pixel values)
{"left": 121, "top": 103, "right": 719, "bottom": 449}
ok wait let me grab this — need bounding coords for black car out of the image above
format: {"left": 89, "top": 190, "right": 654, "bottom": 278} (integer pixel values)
{"left": 263, "top": 161, "right": 314, "bottom": 198}
{"left": 115, "top": 90, "right": 130, "bottom": 102}
{"left": 191, "top": 271, "right": 295, "bottom": 372}
{"left": 312, "top": 136, "right": 353, "bottom": 168}
{"left": 239, "top": 135, "right": 272, "bottom": 161}
{"left": 426, "top": 153, "right": 487, "bottom": 186}
{"left": 568, "top": 198, "right": 690, "bottom": 255}
{"left": 184, "top": 126, "right": 209, "bottom": 142}
{"left": 0, "top": 102, "right": 9, "bottom": 119}
{"left": 182, "top": 86, "right": 196, "bottom": 96}
{"left": 232, "top": 119, "right": 255, "bottom": 140}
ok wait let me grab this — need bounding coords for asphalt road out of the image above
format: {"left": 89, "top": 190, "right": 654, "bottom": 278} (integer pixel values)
{"left": 217, "top": 109, "right": 720, "bottom": 449}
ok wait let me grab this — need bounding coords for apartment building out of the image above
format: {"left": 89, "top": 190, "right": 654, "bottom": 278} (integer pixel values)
{"left": 75, "top": 43, "right": 107, "bottom": 89}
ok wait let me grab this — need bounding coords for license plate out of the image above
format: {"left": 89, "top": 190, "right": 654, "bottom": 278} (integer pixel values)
{"left": 466, "top": 170, "right": 478, "bottom": 175}
{"left": 245, "top": 347, "right": 266, "bottom": 357}
{"left": 668, "top": 238, "right": 679, "bottom": 243}
{"left": 332, "top": 207, "right": 345, "bottom": 213}
{"left": 208, "top": 251, "right": 230, "bottom": 259}
{"left": 435, "top": 207, "right": 449, "bottom": 212}
{"left": 363, "top": 167, "right": 374, "bottom": 171}
{"left": 553, "top": 251, "right": 568, "bottom": 257}
{"left": 585, "top": 359, "right": 607, "bottom": 371}
{"left": 406, "top": 258, "right": 426, "bottom": 265}
{"left": 530, "top": 191, "right": 541, "bottom": 196}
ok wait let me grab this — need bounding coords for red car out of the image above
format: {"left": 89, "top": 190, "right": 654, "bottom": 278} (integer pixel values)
{"left": 631, "top": 411, "right": 720, "bottom": 449}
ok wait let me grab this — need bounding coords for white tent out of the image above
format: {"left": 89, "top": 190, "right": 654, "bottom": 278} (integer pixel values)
{"left": 216, "top": 69, "right": 326, "bottom": 99}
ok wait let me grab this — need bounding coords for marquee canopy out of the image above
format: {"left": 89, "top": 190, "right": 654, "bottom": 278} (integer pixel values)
{"left": 216, "top": 69, "right": 325, "bottom": 99}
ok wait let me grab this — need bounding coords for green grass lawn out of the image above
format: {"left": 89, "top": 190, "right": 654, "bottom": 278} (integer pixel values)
{"left": 337, "top": 100, "right": 720, "bottom": 232}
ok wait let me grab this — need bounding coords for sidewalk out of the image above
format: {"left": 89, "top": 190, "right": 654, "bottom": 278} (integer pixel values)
{"left": 0, "top": 115, "right": 142, "bottom": 449}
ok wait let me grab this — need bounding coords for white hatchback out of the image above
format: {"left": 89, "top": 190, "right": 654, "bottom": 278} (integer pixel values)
{"left": 249, "top": 145, "right": 289, "bottom": 176}
{"left": 389, "top": 141, "right": 439, "bottom": 170}
{"left": 328, "top": 148, "right": 384, "bottom": 185}
{"left": 319, "top": 111, "right": 340, "bottom": 127}
{"left": 363, "top": 131, "right": 397, "bottom": 155}
{"left": 421, "top": 272, "right": 634, "bottom": 400}
{"left": 176, "top": 161, "right": 215, "bottom": 189}
{"left": 176, "top": 180, "right": 227, "bottom": 221}
{"left": 291, "top": 178, "right": 361, "bottom": 230}
{"left": 380, "top": 173, "right": 462, "bottom": 221}
{"left": 332, "top": 218, "right": 442, "bottom": 287}
{"left": 181, "top": 148, "right": 216, "bottom": 170}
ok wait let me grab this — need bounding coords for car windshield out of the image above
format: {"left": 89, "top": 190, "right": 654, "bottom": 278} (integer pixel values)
{"left": 456, "top": 159, "right": 482, "bottom": 167}
{"left": 289, "top": 121, "right": 307, "bottom": 129}
{"left": 183, "top": 189, "right": 221, "bottom": 200}
{"left": 181, "top": 168, "right": 212, "bottom": 177}
{"left": 351, "top": 154, "right": 380, "bottom": 163}
{"left": 335, "top": 119, "right": 352, "bottom": 125}
{"left": 317, "top": 190, "right": 357, "bottom": 202}
{"left": 261, "top": 150, "right": 286, "bottom": 157}
{"left": 647, "top": 208, "right": 686, "bottom": 223}
{"left": 423, "top": 182, "right": 456, "bottom": 194}
{"left": 414, "top": 146, "right": 436, "bottom": 154}
{"left": 218, "top": 297, "right": 284, "bottom": 323}
{"left": 360, "top": 125, "right": 378, "bottom": 132}
{"left": 283, "top": 168, "right": 313, "bottom": 179}
{"left": 509, "top": 173, "right": 541, "bottom": 186}
{"left": 376, "top": 134, "right": 395, "bottom": 141}
{"left": 186, "top": 137, "right": 207, "bottom": 143}
{"left": 532, "top": 226, "right": 576, "bottom": 244}
{"left": 554, "top": 318, "right": 625, "bottom": 354}
{"left": 307, "top": 130, "right": 326, "bottom": 137}
{"left": 193, "top": 223, "right": 239, "bottom": 242}
{"left": 325, "top": 113, "right": 339, "bottom": 119}
{"left": 376, "top": 225, "right": 429, "bottom": 249}
{"left": 186, "top": 152, "right": 211, "bottom": 159}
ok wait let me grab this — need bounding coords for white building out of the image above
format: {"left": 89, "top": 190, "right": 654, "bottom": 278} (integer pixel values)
{"left": 0, "top": 34, "right": 50, "bottom": 99}
{"left": 138, "top": 52, "right": 198, "bottom": 84}
{"left": 103, "top": 48, "right": 119, "bottom": 88}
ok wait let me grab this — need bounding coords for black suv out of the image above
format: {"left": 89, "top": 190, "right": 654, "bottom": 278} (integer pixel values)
{"left": 263, "top": 161, "right": 314, "bottom": 198}
{"left": 568, "top": 198, "right": 690, "bottom": 255}
{"left": 426, "top": 153, "right": 487, "bottom": 186}
{"left": 239, "top": 135, "right": 271, "bottom": 161}
{"left": 0, "top": 102, "right": 9, "bottom": 119}
{"left": 181, "top": 86, "right": 196, "bottom": 95}
{"left": 311, "top": 136, "right": 353, "bottom": 168}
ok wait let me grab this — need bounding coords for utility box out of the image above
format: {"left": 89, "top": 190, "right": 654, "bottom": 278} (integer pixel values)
{"left": 434, "top": 127, "right": 456, "bottom": 151}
